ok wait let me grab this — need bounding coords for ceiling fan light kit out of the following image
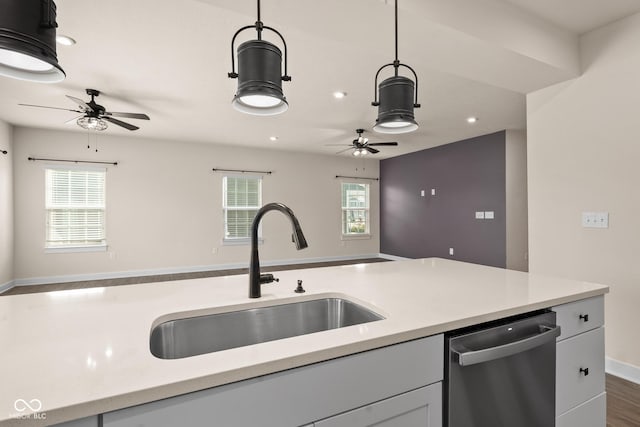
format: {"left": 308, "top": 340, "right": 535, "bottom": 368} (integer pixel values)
{"left": 77, "top": 116, "right": 108, "bottom": 131}
{"left": 228, "top": 0, "right": 291, "bottom": 116}
{"left": 0, "top": 0, "right": 66, "bottom": 83}
{"left": 371, "top": 0, "right": 420, "bottom": 134}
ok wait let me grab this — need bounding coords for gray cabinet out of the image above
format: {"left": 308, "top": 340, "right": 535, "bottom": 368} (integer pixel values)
{"left": 51, "top": 417, "right": 99, "bottom": 427}
{"left": 104, "top": 335, "right": 444, "bottom": 427}
{"left": 313, "top": 383, "right": 441, "bottom": 427}
{"left": 553, "top": 296, "right": 606, "bottom": 426}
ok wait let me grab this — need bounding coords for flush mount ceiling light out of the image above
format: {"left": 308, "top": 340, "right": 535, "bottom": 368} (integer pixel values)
{"left": 333, "top": 91, "right": 347, "bottom": 99}
{"left": 269, "top": 136, "right": 278, "bottom": 141}
{"left": 0, "top": 0, "right": 65, "bottom": 83}
{"left": 228, "top": 0, "right": 291, "bottom": 116}
{"left": 55, "top": 34, "right": 76, "bottom": 46}
{"left": 467, "top": 116, "right": 478, "bottom": 124}
{"left": 371, "top": 0, "right": 420, "bottom": 134}
{"left": 77, "top": 117, "right": 108, "bottom": 131}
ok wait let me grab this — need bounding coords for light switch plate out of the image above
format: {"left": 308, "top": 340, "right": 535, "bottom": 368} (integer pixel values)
{"left": 431, "top": 189, "right": 436, "bottom": 196}
{"left": 475, "top": 211, "right": 485, "bottom": 219}
{"left": 420, "top": 190, "right": 425, "bottom": 197}
{"left": 582, "top": 212, "right": 609, "bottom": 228}
{"left": 485, "top": 211, "right": 495, "bottom": 219}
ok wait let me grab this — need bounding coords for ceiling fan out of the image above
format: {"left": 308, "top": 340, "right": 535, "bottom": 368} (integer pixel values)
{"left": 19, "top": 89, "right": 150, "bottom": 131}
{"left": 330, "top": 129, "right": 398, "bottom": 156}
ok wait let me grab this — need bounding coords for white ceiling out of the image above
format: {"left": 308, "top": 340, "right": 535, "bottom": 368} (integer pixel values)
{"left": 503, "top": 0, "right": 640, "bottom": 34}
{"left": 0, "top": 0, "right": 638, "bottom": 159}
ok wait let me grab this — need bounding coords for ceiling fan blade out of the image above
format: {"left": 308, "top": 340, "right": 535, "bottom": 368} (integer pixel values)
{"left": 65, "top": 115, "right": 85, "bottom": 125}
{"left": 335, "top": 147, "right": 353, "bottom": 154}
{"left": 103, "top": 116, "right": 139, "bottom": 131}
{"left": 105, "top": 112, "right": 150, "bottom": 120}
{"left": 19, "top": 103, "right": 82, "bottom": 113}
{"left": 66, "top": 95, "right": 94, "bottom": 112}
{"left": 367, "top": 142, "right": 398, "bottom": 146}
{"left": 365, "top": 146, "right": 380, "bottom": 154}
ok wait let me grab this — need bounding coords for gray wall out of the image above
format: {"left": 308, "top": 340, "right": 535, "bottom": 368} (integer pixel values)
{"left": 380, "top": 131, "right": 506, "bottom": 268}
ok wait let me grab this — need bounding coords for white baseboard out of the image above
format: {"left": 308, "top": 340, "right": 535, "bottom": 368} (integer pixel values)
{"left": 12, "top": 254, "right": 382, "bottom": 287}
{"left": 0, "top": 280, "right": 15, "bottom": 294}
{"left": 378, "top": 253, "right": 413, "bottom": 261}
{"left": 606, "top": 356, "right": 640, "bottom": 385}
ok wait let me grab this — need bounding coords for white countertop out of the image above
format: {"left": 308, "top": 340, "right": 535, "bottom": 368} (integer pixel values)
{"left": 0, "top": 258, "right": 608, "bottom": 426}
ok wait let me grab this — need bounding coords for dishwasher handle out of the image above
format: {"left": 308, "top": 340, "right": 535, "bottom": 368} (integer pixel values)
{"left": 453, "top": 325, "right": 561, "bottom": 367}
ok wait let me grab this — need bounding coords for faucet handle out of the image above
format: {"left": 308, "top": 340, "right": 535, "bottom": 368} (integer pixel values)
{"left": 259, "top": 273, "right": 279, "bottom": 284}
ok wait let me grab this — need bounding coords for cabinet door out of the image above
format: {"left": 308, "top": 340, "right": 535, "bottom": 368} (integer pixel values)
{"left": 556, "top": 392, "right": 606, "bottom": 427}
{"left": 556, "top": 327, "right": 605, "bottom": 416}
{"left": 314, "top": 383, "right": 441, "bottom": 427}
{"left": 51, "top": 417, "right": 99, "bottom": 427}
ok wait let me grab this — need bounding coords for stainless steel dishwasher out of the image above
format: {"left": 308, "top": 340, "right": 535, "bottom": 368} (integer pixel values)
{"left": 445, "top": 311, "right": 561, "bottom": 427}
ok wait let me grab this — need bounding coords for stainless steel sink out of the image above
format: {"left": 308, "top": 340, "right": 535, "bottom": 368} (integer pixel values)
{"left": 150, "top": 297, "right": 384, "bottom": 359}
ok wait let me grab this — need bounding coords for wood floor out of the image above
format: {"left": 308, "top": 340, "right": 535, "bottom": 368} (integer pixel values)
{"left": 0, "top": 257, "right": 389, "bottom": 296}
{"left": 607, "top": 374, "right": 640, "bottom": 426}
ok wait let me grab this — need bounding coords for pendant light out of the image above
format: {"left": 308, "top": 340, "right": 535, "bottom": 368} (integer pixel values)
{"left": 228, "top": 0, "right": 291, "bottom": 116}
{"left": 371, "top": 0, "right": 420, "bottom": 134}
{"left": 0, "top": 0, "right": 65, "bottom": 83}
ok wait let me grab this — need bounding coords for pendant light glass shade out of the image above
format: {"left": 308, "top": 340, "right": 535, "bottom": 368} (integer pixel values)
{"left": 373, "top": 75, "right": 418, "bottom": 134}
{"left": 0, "top": 0, "right": 65, "bottom": 83}
{"left": 232, "top": 40, "right": 288, "bottom": 115}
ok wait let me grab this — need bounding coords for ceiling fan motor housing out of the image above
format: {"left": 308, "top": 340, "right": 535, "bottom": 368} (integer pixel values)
{"left": 0, "top": 0, "right": 65, "bottom": 82}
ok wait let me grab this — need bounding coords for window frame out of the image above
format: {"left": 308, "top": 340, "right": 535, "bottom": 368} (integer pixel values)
{"left": 341, "top": 181, "right": 371, "bottom": 239}
{"left": 222, "top": 174, "right": 263, "bottom": 245}
{"left": 44, "top": 165, "right": 107, "bottom": 253}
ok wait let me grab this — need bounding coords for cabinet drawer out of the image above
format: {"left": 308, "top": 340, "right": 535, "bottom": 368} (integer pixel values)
{"left": 556, "top": 392, "right": 606, "bottom": 427}
{"left": 556, "top": 327, "right": 605, "bottom": 416}
{"left": 314, "top": 382, "right": 441, "bottom": 427}
{"left": 553, "top": 296, "right": 604, "bottom": 341}
{"left": 104, "top": 335, "right": 443, "bottom": 427}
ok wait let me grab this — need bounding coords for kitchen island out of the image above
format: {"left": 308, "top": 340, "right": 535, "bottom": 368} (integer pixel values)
{"left": 0, "top": 258, "right": 608, "bottom": 426}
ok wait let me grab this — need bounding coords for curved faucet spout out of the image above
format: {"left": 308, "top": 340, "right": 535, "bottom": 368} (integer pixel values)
{"left": 250, "top": 203, "right": 308, "bottom": 298}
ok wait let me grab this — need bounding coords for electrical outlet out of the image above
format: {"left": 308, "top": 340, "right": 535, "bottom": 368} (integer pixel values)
{"left": 421, "top": 190, "right": 425, "bottom": 197}
{"left": 212, "top": 247, "right": 218, "bottom": 255}
{"left": 484, "top": 211, "right": 495, "bottom": 219}
{"left": 475, "top": 211, "right": 485, "bottom": 219}
{"left": 431, "top": 189, "right": 436, "bottom": 196}
{"left": 449, "top": 247, "right": 454, "bottom": 256}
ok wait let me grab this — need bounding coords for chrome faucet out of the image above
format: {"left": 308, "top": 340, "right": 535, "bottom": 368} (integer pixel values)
{"left": 249, "top": 203, "right": 308, "bottom": 298}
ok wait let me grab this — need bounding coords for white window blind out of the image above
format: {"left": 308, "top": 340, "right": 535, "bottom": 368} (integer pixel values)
{"left": 223, "top": 176, "right": 262, "bottom": 241}
{"left": 45, "top": 168, "right": 106, "bottom": 248}
{"left": 342, "top": 182, "right": 370, "bottom": 235}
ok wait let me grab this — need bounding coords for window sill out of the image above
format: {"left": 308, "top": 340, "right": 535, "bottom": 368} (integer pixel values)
{"left": 45, "top": 245, "right": 108, "bottom": 254}
{"left": 223, "top": 238, "right": 264, "bottom": 246}
{"left": 341, "top": 234, "right": 372, "bottom": 241}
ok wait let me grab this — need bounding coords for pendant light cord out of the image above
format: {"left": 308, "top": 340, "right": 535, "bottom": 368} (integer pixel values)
{"left": 256, "top": 0, "right": 263, "bottom": 40}
{"left": 394, "top": 0, "right": 399, "bottom": 76}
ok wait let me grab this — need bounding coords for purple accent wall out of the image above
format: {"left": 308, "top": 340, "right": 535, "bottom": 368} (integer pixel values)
{"left": 380, "top": 131, "right": 506, "bottom": 268}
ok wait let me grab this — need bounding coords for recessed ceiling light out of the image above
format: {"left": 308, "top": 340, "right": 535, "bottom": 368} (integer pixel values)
{"left": 56, "top": 35, "right": 76, "bottom": 46}
{"left": 269, "top": 136, "right": 278, "bottom": 141}
{"left": 467, "top": 117, "right": 478, "bottom": 124}
{"left": 333, "top": 91, "right": 347, "bottom": 99}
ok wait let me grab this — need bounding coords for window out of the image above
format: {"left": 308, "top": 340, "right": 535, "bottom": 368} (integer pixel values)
{"left": 342, "top": 182, "right": 370, "bottom": 236}
{"left": 45, "top": 167, "right": 106, "bottom": 250}
{"left": 223, "top": 176, "right": 262, "bottom": 242}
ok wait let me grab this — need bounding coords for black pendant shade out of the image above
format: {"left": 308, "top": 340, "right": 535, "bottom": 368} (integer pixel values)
{"left": 228, "top": 1, "right": 290, "bottom": 116}
{"left": 232, "top": 39, "right": 287, "bottom": 115}
{"left": 373, "top": 75, "right": 418, "bottom": 133}
{"left": 0, "top": 0, "right": 65, "bottom": 83}
{"left": 371, "top": 0, "right": 420, "bottom": 134}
